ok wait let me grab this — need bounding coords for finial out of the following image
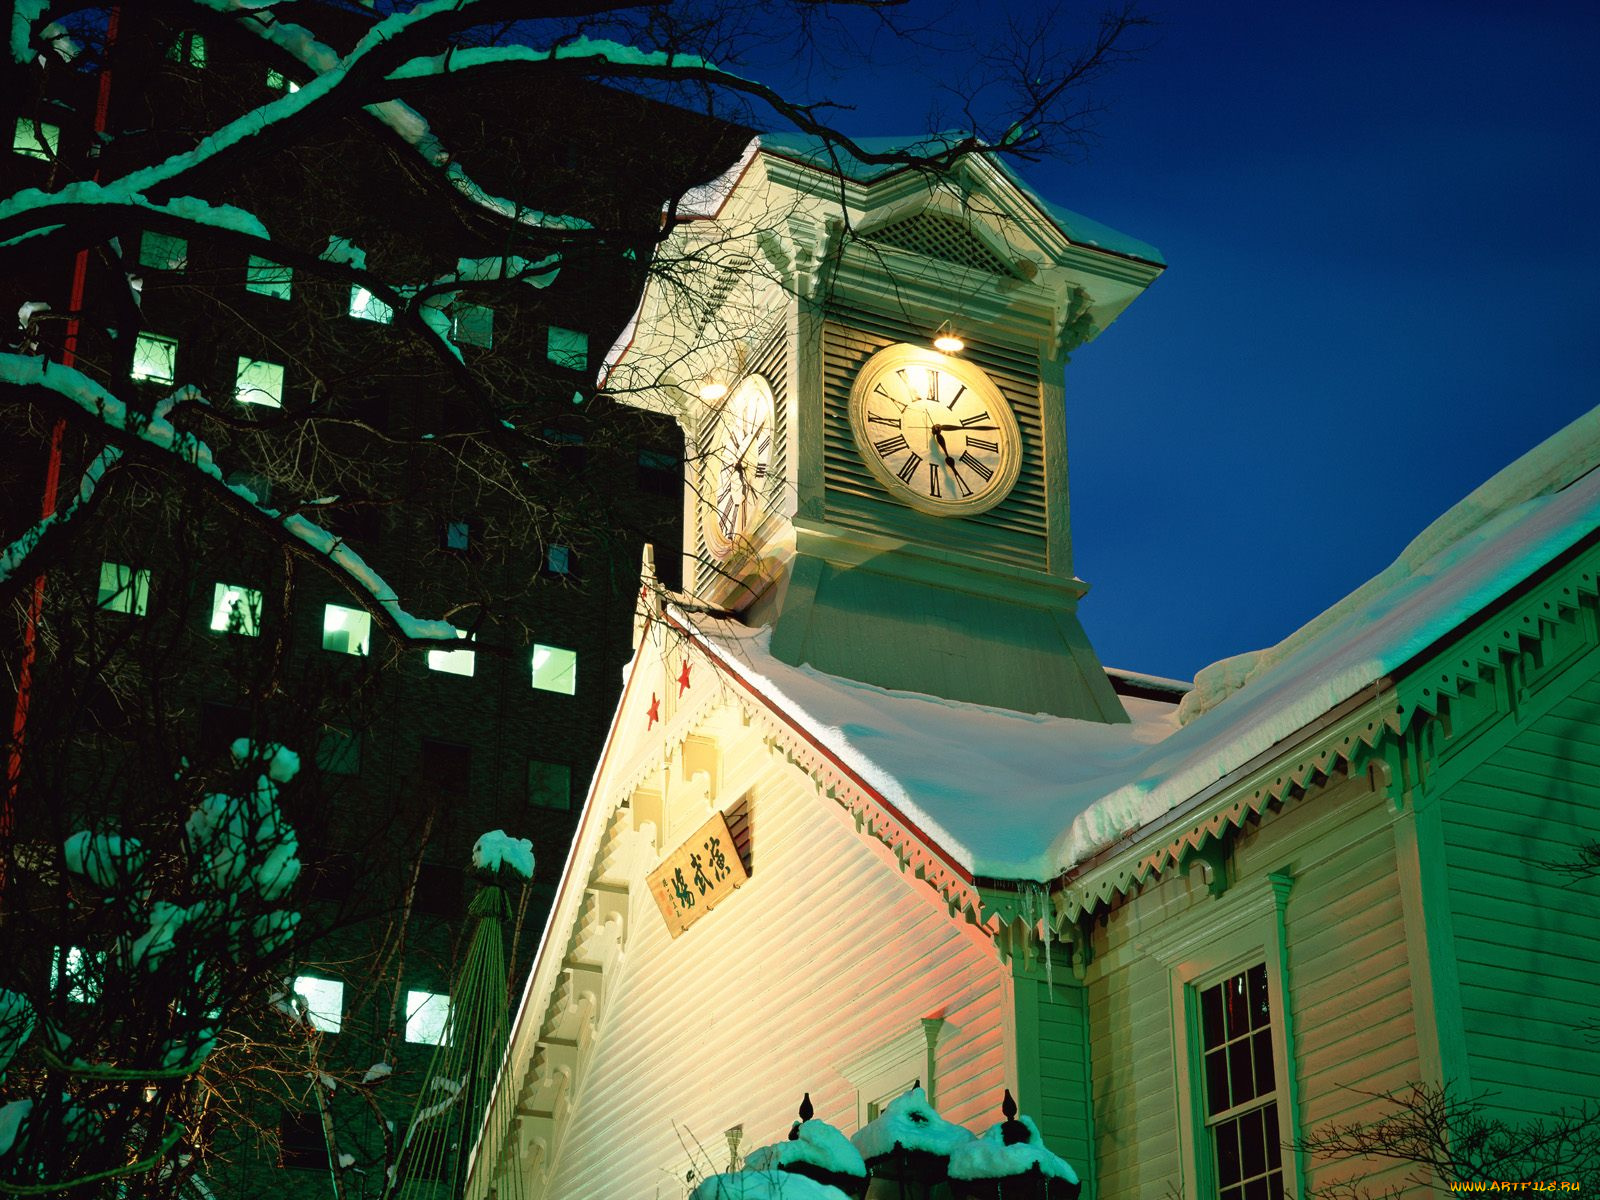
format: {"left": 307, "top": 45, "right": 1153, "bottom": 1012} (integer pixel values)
{"left": 799, "top": 1093, "right": 814, "bottom": 1122}
{"left": 1002, "top": 1089, "right": 1017, "bottom": 1120}
{"left": 1000, "top": 1088, "right": 1030, "bottom": 1146}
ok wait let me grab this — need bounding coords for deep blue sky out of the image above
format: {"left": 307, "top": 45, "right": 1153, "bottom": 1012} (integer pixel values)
{"left": 737, "top": 1, "right": 1600, "bottom": 681}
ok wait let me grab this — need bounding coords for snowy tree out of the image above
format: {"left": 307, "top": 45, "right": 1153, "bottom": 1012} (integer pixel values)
{"left": 0, "top": 1, "right": 1147, "bottom": 1194}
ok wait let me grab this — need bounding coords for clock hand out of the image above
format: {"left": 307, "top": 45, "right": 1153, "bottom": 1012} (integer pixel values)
{"left": 933, "top": 426, "right": 953, "bottom": 462}
{"left": 931, "top": 423, "right": 997, "bottom": 433}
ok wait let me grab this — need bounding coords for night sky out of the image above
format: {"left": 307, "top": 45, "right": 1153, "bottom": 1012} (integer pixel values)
{"left": 739, "top": 1, "right": 1600, "bottom": 681}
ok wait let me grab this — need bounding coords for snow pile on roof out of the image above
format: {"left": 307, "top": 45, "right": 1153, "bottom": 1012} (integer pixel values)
{"left": 851, "top": 1086, "right": 974, "bottom": 1161}
{"left": 472, "top": 830, "right": 535, "bottom": 880}
{"left": 745, "top": 1120, "right": 866, "bottom": 1179}
{"left": 690, "top": 1172, "right": 850, "bottom": 1200}
{"left": 948, "top": 1114, "right": 1079, "bottom": 1183}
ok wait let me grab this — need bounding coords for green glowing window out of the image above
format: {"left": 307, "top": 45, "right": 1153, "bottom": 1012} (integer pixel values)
{"left": 546, "top": 325, "right": 587, "bottom": 371}
{"left": 321, "top": 605, "right": 371, "bottom": 656}
{"left": 427, "top": 632, "right": 474, "bottom": 677}
{"left": 131, "top": 333, "right": 177, "bottom": 384}
{"left": 527, "top": 759, "right": 571, "bottom": 810}
{"left": 138, "top": 231, "right": 187, "bottom": 272}
{"left": 52, "top": 946, "right": 103, "bottom": 1004}
{"left": 405, "top": 990, "right": 450, "bottom": 1045}
{"left": 531, "top": 644, "right": 576, "bottom": 695}
{"left": 235, "top": 357, "right": 284, "bottom": 407}
{"left": 546, "top": 545, "right": 572, "bottom": 576}
{"left": 13, "top": 118, "right": 58, "bottom": 160}
{"left": 210, "top": 583, "right": 262, "bottom": 636}
{"left": 292, "top": 976, "right": 343, "bottom": 1033}
{"left": 442, "top": 521, "right": 470, "bottom": 552}
{"left": 265, "top": 69, "right": 299, "bottom": 93}
{"left": 246, "top": 256, "right": 291, "bottom": 299}
{"left": 348, "top": 286, "right": 393, "bottom": 324}
{"left": 450, "top": 303, "right": 493, "bottom": 349}
{"left": 316, "top": 726, "right": 361, "bottom": 776}
{"left": 167, "top": 31, "right": 206, "bottom": 68}
{"left": 97, "top": 562, "right": 150, "bottom": 615}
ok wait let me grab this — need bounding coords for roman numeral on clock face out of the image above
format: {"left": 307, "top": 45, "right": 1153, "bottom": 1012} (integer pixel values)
{"left": 959, "top": 412, "right": 990, "bottom": 427}
{"left": 960, "top": 451, "right": 994, "bottom": 482}
{"left": 867, "top": 413, "right": 901, "bottom": 427}
{"left": 927, "top": 462, "right": 941, "bottom": 498}
{"left": 967, "top": 437, "right": 999, "bottom": 453}
{"left": 874, "top": 434, "right": 910, "bottom": 456}
{"left": 896, "top": 452, "right": 924, "bottom": 484}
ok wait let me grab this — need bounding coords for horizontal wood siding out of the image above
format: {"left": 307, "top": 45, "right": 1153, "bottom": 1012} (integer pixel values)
{"left": 1441, "top": 667, "right": 1600, "bottom": 1123}
{"left": 546, "top": 711, "right": 1008, "bottom": 1198}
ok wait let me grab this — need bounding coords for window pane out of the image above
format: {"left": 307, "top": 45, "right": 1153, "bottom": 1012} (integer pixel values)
{"left": 531, "top": 644, "right": 576, "bottom": 695}
{"left": 1225, "top": 970, "right": 1250, "bottom": 1040}
{"left": 1229, "top": 1037, "right": 1256, "bottom": 1108}
{"left": 1269, "top": 1176, "right": 1284, "bottom": 1200}
{"left": 235, "top": 357, "right": 284, "bottom": 407}
{"left": 292, "top": 976, "right": 343, "bottom": 1033}
{"left": 210, "top": 583, "right": 262, "bottom": 636}
{"left": 546, "top": 325, "right": 587, "bottom": 371}
{"left": 246, "top": 256, "right": 292, "bottom": 299}
{"left": 1244, "top": 1179, "right": 1269, "bottom": 1200}
{"left": 450, "top": 303, "right": 493, "bottom": 348}
{"left": 527, "top": 759, "right": 571, "bottom": 810}
{"left": 420, "top": 740, "right": 470, "bottom": 794}
{"left": 321, "top": 605, "right": 371, "bottom": 656}
{"left": 13, "top": 119, "right": 58, "bottom": 159}
{"left": 138, "top": 231, "right": 187, "bottom": 272}
{"left": 427, "top": 632, "right": 474, "bottom": 676}
{"left": 1264, "top": 1102, "right": 1282, "bottom": 1169}
{"left": 52, "top": 946, "right": 102, "bottom": 1003}
{"left": 443, "top": 521, "right": 470, "bottom": 552}
{"left": 1248, "top": 963, "right": 1271, "bottom": 1031}
{"left": 1205, "top": 1047, "right": 1230, "bottom": 1115}
{"left": 1239, "top": 1105, "right": 1267, "bottom": 1179}
{"left": 1215, "top": 1116, "right": 1242, "bottom": 1186}
{"left": 349, "top": 286, "right": 393, "bottom": 323}
{"left": 1201, "top": 982, "right": 1225, "bottom": 1050}
{"left": 546, "top": 545, "right": 571, "bottom": 575}
{"left": 316, "top": 726, "right": 360, "bottom": 776}
{"left": 131, "top": 333, "right": 177, "bottom": 383}
{"left": 1253, "top": 1028, "right": 1276, "bottom": 1095}
{"left": 405, "top": 990, "right": 449, "bottom": 1045}
{"left": 98, "top": 562, "right": 150, "bottom": 615}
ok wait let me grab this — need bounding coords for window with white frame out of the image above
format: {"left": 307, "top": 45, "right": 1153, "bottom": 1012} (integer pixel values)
{"left": 292, "top": 976, "right": 343, "bottom": 1033}
{"left": 13, "top": 118, "right": 58, "bottom": 160}
{"left": 235, "top": 357, "right": 284, "bottom": 407}
{"left": 348, "top": 286, "right": 393, "bottom": 324}
{"left": 405, "top": 990, "right": 450, "bottom": 1045}
{"left": 530, "top": 644, "right": 576, "bottom": 695}
{"left": 427, "top": 631, "right": 474, "bottom": 677}
{"left": 210, "top": 583, "right": 262, "bottom": 636}
{"left": 246, "top": 256, "right": 292, "bottom": 299}
{"left": 138, "top": 231, "right": 188, "bottom": 272}
{"left": 98, "top": 562, "right": 150, "bottom": 615}
{"left": 131, "top": 333, "right": 177, "bottom": 383}
{"left": 321, "top": 604, "right": 371, "bottom": 656}
{"left": 546, "top": 325, "right": 587, "bottom": 371}
{"left": 1197, "top": 963, "right": 1286, "bottom": 1200}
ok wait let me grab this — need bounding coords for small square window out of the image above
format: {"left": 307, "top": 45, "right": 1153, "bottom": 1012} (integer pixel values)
{"left": 442, "top": 521, "right": 470, "bottom": 552}
{"left": 246, "top": 256, "right": 291, "bottom": 299}
{"left": 527, "top": 759, "right": 571, "bottom": 810}
{"left": 546, "top": 545, "right": 572, "bottom": 576}
{"left": 235, "top": 357, "right": 284, "bottom": 408}
{"left": 420, "top": 739, "right": 470, "bottom": 794}
{"left": 316, "top": 726, "right": 361, "bottom": 776}
{"left": 167, "top": 32, "right": 206, "bottom": 68}
{"left": 321, "top": 605, "right": 371, "bottom": 656}
{"left": 138, "top": 231, "right": 187, "bottom": 272}
{"left": 265, "top": 68, "right": 299, "bottom": 93}
{"left": 52, "top": 946, "right": 102, "bottom": 1004}
{"left": 210, "top": 583, "right": 262, "bottom": 636}
{"left": 531, "top": 644, "right": 576, "bottom": 695}
{"left": 292, "top": 976, "right": 343, "bottom": 1033}
{"left": 450, "top": 303, "right": 493, "bottom": 349}
{"left": 97, "top": 562, "right": 150, "bottom": 615}
{"left": 427, "top": 632, "right": 474, "bottom": 677}
{"left": 13, "top": 119, "right": 58, "bottom": 160}
{"left": 546, "top": 326, "right": 587, "bottom": 372}
{"left": 131, "top": 333, "right": 177, "bottom": 384}
{"left": 405, "top": 990, "right": 450, "bottom": 1045}
{"left": 348, "top": 286, "right": 393, "bottom": 324}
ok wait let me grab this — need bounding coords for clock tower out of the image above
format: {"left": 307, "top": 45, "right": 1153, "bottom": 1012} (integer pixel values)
{"left": 606, "top": 135, "right": 1164, "bottom": 720}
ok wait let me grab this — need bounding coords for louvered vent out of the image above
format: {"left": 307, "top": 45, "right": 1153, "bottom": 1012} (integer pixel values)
{"left": 864, "top": 213, "right": 1021, "bottom": 278}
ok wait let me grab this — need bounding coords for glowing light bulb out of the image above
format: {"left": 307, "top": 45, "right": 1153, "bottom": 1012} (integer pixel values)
{"left": 699, "top": 381, "right": 729, "bottom": 402}
{"left": 933, "top": 333, "right": 964, "bottom": 353}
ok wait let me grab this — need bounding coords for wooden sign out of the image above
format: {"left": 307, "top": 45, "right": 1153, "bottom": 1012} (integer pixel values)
{"left": 646, "top": 810, "right": 748, "bottom": 938}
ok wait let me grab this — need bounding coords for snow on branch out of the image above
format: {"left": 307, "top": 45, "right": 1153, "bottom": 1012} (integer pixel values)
{"left": 0, "top": 353, "right": 463, "bottom": 644}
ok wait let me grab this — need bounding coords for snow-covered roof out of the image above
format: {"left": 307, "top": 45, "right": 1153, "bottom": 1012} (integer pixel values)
{"left": 757, "top": 132, "right": 1166, "bottom": 266}
{"left": 682, "top": 405, "right": 1600, "bottom": 881}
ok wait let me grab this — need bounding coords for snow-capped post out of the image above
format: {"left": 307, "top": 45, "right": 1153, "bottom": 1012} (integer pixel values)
{"left": 737, "top": 1094, "right": 867, "bottom": 1198}
{"left": 850, "top": 1084, "right": 976, "bottom": 1199}
{"left": 946, "top": 1090, "right": 1081, "bottom": 1200}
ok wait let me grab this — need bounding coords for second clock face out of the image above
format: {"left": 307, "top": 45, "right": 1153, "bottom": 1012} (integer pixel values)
{"left": 847, "top": 344, "right": 1022, "bottom": 517}
{"left": 701, "top": 374, "right": 775, "bottom": 560}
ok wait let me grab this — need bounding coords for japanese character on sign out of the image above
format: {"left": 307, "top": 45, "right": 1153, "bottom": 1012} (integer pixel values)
{"left": 690, "top": 852, "right": 712, "bottom": 895}
{"left": 671, "top": 867, "right": 695, "bottom": 911}
{"left": 704, "top": 836, "right": 731, "bottom": 883}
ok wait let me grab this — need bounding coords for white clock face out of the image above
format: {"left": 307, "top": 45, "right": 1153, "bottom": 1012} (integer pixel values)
{"left": 847, "top": 345, "right": 1021, "bottom": 516}
{"left": 702, "top": 375, "right": 775, "bottom": 559}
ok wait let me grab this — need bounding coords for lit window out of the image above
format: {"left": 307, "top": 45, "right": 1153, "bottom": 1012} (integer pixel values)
{"left": 246, "top": 256, "right": 292, "bottom": 299}
{"left": 527, "top": 759, "right": 571, "bottom": 810}
{"left": 138, "top": 231, "right": 187, "bottom": 272}
{"left": 52, "top": 946, "right": 103, "bottom": 1004}
{"left": 13, "top": 118, "right": 58, "bottom": 160}
{"left": 427, "top": 631, "right": 474, "bottom": 677}
{"left": 316, "top": 726, "right": 361, "bottom": 776}
{"left": 235, "top": 357, "right": 284, "bottom": 407}
{"left": 1197, "top": 964, "right": 1286, "bottom": 1200}
{"left": 265, "top": 69, "right": 299, "bottom": 93}
{"left": 546, "top": 326, "right": 587, "bottom": 371}
{"left": 546, "top": 545, "right": 571, "bottom": 576}
{"left": 348, "top": 286, "right": 393, "bottom": 324}
{"left": 131, "top": 333, "right": 177, "bottom": 384}
{"left": 209, "top": 583, "right": 262, "bottom": 636}
{"left": 405, "top": 990, "right": 450, "bottom": 1045}
{"left": 450, "top": 303, "right": 493, "bottom": 349}
{"left": 530, "top": 644, "right": 576, "bottom": 695}
{"left": 98, "top": 562, "right": 150, "bottom": 615}
{"left": 321, "top": 605, "right": 371, "bottom": 656}
{"left": 292, "top": 976, "right": 343, "bottom": 1034}
{"left": 167, "top": 31, "right": 206, "bottom": 68}
{"left": 442, "top": 521, "right": 470, "bottom": 552}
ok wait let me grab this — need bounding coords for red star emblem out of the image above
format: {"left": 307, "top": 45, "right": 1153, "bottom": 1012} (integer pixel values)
{"left": 645, "top": 692, "right": 660, "bottom": 729}
{"left": 677, "top": 660, "right": 692, "bottom": 696}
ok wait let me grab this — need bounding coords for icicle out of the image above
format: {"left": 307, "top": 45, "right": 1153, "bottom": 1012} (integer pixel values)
{"left": 1021, "top": 882, "right": 1055, "bottom": 1001}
